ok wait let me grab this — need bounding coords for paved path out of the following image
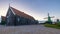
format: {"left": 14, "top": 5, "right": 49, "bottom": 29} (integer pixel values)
{"left": 0, "top": 25, "right": 60, "bottom": 34}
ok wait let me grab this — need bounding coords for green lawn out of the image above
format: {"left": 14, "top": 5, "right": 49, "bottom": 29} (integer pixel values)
{"left": 44, "top": 24, "right": 60, "bottom": 29}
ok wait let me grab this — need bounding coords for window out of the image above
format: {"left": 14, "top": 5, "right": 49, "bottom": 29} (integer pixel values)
{"left": 18, "top": 18, "right": 20, "bottom": 22}
{"left": 7, "top": 11, "right": 11, "bottom": 18}
{"left": 7, "top": 16, "right": 9, "bottom": 18}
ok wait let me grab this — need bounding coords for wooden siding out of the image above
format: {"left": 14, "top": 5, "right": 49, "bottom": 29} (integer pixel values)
{"left": 6, "top": 8, "right": 16, "bottom": 26}
{"left": 6, "top": 7, "right": 38, "bottom": 26}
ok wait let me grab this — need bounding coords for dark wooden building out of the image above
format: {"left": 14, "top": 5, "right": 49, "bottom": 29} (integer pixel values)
{"left": 1, "top": 16, "right": 6, "bottom": 21}
{"left": 1, "top": 16, "right": 6, "bottom": 25}
{"left": 6, "top": 6, "right": 38, "bottom": 26}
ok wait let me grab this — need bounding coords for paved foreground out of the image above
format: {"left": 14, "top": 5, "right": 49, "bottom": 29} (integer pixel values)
{"left": 0, "top": 25, "right": 60, "bottom": 34}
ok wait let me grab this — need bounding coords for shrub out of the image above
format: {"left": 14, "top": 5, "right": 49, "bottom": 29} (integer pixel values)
{"left": 56, "top": 22, "right": 60, "bottom": 26}
{"left": 45, "top": 21, "right": 52, "bottom": 24}
{"left": 1, "top": 21, "right": 6, "bottom": 25}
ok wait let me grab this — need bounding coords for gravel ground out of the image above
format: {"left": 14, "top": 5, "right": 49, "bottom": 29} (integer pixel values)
{"left": 0, "top": 25, "right": 60, "bottom": 34}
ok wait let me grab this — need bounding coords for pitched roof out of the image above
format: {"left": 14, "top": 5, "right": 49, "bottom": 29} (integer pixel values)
{"left": 10, "top": 7, "right": 35, "bottom": 20}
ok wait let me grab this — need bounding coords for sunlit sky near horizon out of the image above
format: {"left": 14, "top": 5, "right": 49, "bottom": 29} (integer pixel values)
{"left": 0, "top": 0, "right": 60, "bottom": 21}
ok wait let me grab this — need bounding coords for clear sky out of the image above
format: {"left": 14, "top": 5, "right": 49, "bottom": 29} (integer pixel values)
{"left": 0, "top": 0, "right": 60, "bottom": 21}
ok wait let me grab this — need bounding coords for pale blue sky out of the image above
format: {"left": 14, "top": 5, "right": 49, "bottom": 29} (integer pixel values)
{"left": 0, "top": 0, "right": 60, "bottom": 21}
